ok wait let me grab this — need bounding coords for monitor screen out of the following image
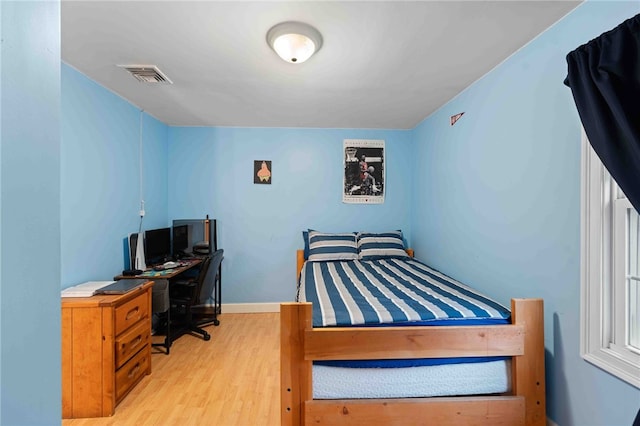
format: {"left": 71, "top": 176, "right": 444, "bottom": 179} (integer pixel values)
{"left": 172, "top": 224, "right": 189, "bottom": 256}
{"left": 173, "top": 219, "right": 206, "bottom": 253}
{"left": 144, "top": 227, "right": 171, "bottom": 265}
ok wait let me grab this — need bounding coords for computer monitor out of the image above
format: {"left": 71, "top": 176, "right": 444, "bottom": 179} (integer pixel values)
{"left": 172, "top": 224, "right": 190, "bottom": 258}
{"left": 144, "top": 227, "right": 171, "bottom": 265}
{"left": 172, "top": 219, "right": 207, "bottom": 254}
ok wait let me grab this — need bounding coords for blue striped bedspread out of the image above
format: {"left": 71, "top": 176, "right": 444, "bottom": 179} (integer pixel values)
{"left": 297, "top": 257, "right": 511, "bottom": 367}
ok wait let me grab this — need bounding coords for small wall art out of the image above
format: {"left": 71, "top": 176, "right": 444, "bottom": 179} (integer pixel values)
{"left": 450, "top": 112, "right": 465, "bottom": 126}
{"left": 254, "top": 160, "right": 272, "bottom": 184}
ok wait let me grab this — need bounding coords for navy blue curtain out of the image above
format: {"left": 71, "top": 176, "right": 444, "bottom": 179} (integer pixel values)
{"left": 564, "top": 14, "right": 640, "bottom": 213}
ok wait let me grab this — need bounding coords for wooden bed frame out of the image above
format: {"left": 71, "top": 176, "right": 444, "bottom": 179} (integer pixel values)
{"left": 281, "top": 249, "right": 546, "bottom": 425}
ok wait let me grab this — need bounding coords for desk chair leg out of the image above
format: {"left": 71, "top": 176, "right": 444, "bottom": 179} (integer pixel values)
{"left": 152, "top": 310, "right": 172, "bottom": 355}
{"left": 186, "top": 309, "right": 211, "bottom": 341}
{"left": 190, "top": 326, "right": 211, "bottom": 341}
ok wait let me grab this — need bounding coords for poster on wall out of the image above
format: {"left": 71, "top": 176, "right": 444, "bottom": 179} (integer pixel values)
{"left": 343, "top": 139, "right": 385, "bottom": 204}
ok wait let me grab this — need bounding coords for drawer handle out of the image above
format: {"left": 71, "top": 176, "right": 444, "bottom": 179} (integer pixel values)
{"left": 122, "top": 336, "right": 142, "bottom": 351}
{"left": 125, "top": 307, "right": 140, "bottom": 321}
{"left": 128, "top": 362, "right": 141, "bottom": 379}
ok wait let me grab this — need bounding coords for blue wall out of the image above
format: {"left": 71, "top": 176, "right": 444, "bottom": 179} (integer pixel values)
{"left": 410, "top": 2, "right": 640, "bottom": 425}
{"left": 60, "top": 72, "right": 414, "bottom": 301}
{"left": 167, "top": 127, "right": 413, "bottom": 302}
{"left": 1, "top": 2, "right": 61, "bottom": 424}
{"left": 61, "top": 65, "right": 169, "bottom": 287}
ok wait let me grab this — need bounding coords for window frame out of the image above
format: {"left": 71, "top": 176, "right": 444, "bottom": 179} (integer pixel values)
{"left": 580, "top": 128, "right": 640, "bottom": 388}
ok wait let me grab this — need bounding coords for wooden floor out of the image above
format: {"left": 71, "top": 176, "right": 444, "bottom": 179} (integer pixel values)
{"left": 62, "top": 313, "right": 280, "bottom": 426}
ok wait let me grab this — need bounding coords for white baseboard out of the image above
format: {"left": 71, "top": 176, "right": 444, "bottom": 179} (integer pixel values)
{"left": 221, "top": 303, "right": 280, "bottom": 313}
{"left": 547, "top": 418, "right": 559, "bottom": 426}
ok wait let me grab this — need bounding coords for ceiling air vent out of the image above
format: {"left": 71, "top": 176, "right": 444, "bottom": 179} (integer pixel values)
{"left": 118, "top": 65, "right": 173, "bottom": 84}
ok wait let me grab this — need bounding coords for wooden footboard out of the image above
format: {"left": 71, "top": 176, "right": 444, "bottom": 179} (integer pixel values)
{"left": 280, "top": 298, "right": 545, "bottom": 426}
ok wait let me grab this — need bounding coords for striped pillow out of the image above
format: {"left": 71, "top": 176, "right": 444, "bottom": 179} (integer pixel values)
{"left": 302, "top": 230, "right": 311, "bottom": 259}
{"left": 308, "top": 231, "right": 358, "bottom": 262}
{"left": 357, "top": 231, "right": 409, "bottom": 260}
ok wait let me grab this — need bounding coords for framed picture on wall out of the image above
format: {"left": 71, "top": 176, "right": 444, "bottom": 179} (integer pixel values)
{"left": 254, "top": 160, "right": 272, "bottom": 184}
{"left": 343, "top": 139, "right": 385, "bottom": 204}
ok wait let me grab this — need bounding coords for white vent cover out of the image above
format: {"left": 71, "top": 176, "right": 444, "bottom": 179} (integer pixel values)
{"left": 118, "top": 65, "right": 173, "bottom": 84}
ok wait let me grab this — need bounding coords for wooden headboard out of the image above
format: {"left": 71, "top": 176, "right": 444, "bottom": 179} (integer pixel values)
{"left": 296, "top": 248, "right": 414, "bottom": 282}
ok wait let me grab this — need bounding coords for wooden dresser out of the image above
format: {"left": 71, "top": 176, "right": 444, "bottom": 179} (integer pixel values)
{"left": 62, "top": 281, "right": 153, "bottom": 418}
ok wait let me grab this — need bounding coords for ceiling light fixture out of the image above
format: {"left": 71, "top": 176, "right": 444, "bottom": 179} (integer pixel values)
{"left": 266, "top": 21, "right": 323, "bottom": 64}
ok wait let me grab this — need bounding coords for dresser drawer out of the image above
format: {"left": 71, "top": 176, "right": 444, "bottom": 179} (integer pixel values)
{"left": 115, "top": 345, "right": 150, "bottom": 402}
{"left": 114, "top": 292, "right": 149, "bottom": 335}
{"left": 115, "top": 319, "right": 150, "bottom": 369}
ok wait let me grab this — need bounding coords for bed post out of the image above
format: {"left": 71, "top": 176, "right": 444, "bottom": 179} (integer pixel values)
{"left": 281, "top": 302, "right": 312, "bottom": 426}
{"left": 296, "top": 250, "right": 305, "bottom": 281}
{"left": 511, "top": 298, "right": 546, "bottom": 426}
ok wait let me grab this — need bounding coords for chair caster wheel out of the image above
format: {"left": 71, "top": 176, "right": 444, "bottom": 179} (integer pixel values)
{"left": 213, "top": 319, "right": 220, "bottom": 326}
{"left": 204, "top": 333, "right": 211, "bottom": 341}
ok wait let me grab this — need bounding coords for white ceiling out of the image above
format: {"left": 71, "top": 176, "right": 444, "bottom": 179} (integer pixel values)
{"left": 61, "top": 1, "right": 581, "bottom": 130}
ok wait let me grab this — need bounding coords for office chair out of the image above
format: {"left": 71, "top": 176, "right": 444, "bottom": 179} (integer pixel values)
{"left": 192, "top": 249, "right": 224, "bottom": 327}
{"left": 169, "top": 255, "right": 213, "bottom": 341}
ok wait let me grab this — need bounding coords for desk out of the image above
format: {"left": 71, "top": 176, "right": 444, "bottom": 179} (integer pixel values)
{"left": 114, "top": 259, "right": 203, "bottom": 353}
{"left": 114, "top": 258, "right": 202, "bottom": 281}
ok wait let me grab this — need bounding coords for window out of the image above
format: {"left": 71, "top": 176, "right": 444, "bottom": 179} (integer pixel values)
{"left": 581, "top": 129, "right": 640, "bottom": 388}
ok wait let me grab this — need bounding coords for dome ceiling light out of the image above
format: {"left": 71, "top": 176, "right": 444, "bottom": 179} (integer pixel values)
{"left": 266, "top": 21, "right": 323, "bottom": 64}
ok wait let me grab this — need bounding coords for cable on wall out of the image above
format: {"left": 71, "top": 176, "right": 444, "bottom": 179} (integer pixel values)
{"left": 138, "top": 109, "right": 145, "bottom": 234}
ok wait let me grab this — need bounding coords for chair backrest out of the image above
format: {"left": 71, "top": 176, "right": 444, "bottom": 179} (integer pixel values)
{"left": 189, "top": 255, "right": 212, "bottom": 304}
{"left": 197, "top": 249, "right": 224, "bottom": 304}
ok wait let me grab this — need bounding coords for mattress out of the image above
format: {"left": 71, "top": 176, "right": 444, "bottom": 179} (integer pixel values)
{"left": 313, "top": 359, "right": 511, "bottom": 399}
{"left": 298, "top": 257, "right": 512, "bottom": 398}
{"left": 298, "top": 257, "right": 509, "bottom": 328}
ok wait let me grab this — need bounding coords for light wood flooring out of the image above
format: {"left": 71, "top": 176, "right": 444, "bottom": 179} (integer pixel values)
{"left": 62, "top": 313, "right": 281, "bottom": 426}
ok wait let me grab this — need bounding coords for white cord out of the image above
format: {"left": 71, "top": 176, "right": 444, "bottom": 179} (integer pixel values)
{"left": 139, "top": 110, "right": 145, "bottom": 219}
{"left": 138, "top": 211, "right": 144, "bottom": 234}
